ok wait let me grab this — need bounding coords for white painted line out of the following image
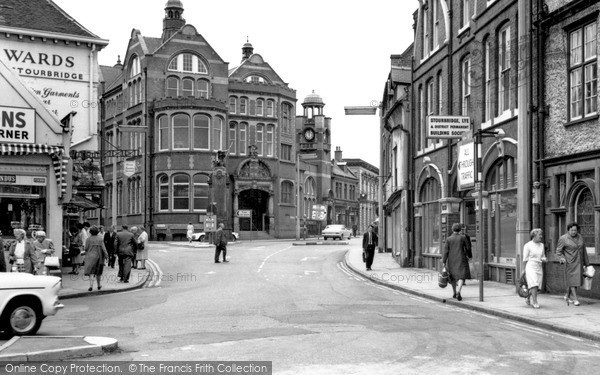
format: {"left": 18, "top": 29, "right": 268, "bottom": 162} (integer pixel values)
{"left": 257, "top": 246, "right": 293, "bottom": 273}
{"left": 147, "top": 259, "right": 163, "bottom": 288}
{"left": 206, "top": 271, "right": 216, "bottom": 275}
{"left": 304, "top": 270, "right": 317, "bottom": 275}
{"left": 301, "top": 257, "right": 319, "bottom": 261}
{"left": 159, "top": 250, "right": 169, "bottom": 253}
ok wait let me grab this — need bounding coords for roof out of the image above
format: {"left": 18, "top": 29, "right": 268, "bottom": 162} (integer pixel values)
{"left": 391, "top": 67, "right": 411, "bottom": 85}
{"left": 0, "top": 0, "right": 102, "bottom": 39}
{"left": 344, "top": 158, "right": 379, "bottom": 174}
{"left": 141, "top": 36, "right": 162, "bottom": 55}
{"left": 332, "top": 162, "right": 358, "bottom": 180}
{"left": 99, "top": 65, "right": 122, "bottom": 87}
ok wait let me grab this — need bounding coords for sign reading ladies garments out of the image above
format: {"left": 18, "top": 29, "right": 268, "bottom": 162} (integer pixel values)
{"left": 0, "top": 106, "right": 35, "bottom": 143}
{"left": 0, "top": 39, "right": 92, "bottom": 144}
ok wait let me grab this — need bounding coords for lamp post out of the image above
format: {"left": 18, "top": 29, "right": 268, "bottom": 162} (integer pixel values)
{"left": 474, "top": 128, "right": 505, "bottom": 302}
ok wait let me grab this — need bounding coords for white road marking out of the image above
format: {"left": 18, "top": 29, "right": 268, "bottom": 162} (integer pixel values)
{"left": 159, "top": 250, "right": 169, "bottom": 252}
{"left": 146, "top": 259, "right": 163, "bottom": 288}
{"left": 206, "top": 271, "right": 216, "bottom": 275}
{"left": 304, "top": 270, "right": 317, "bottom": 275}
{"left": 500, "top": 320, "right": 582, "bottom": 341}
{"left": 257, "top": 246, "right": 293, "bottom": 273}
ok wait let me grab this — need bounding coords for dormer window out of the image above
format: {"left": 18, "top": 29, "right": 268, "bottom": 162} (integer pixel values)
{"left": 168, "top": 53, "right": 208, "bottom": 74}
{"left": 245, "top": 75, "right": 268, "bottom": 83}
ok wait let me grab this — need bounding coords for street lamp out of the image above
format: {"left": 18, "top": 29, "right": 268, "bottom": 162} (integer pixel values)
{"left": 474, "top": 128, "right": 505, "bottom": 302}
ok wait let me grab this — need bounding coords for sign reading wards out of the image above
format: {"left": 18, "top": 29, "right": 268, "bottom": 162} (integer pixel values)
{"left": 427, "top": 116, "right": 471, "bottom": 139}
{"left": 0, "top": 106, "right": 35, "bottom": 144}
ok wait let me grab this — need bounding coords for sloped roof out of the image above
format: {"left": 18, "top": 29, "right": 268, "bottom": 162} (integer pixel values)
{"left": 391, "top": 66, "right": 411, "bottom": 84}
{"left": 229, "top": 53, "right": 286, "bottom": 85}
{"left": 332, "top": 163, "right": 358, "bottom": 180}
{"left": 0, "top": 0, "right": 101, "bottom": 39}
{"left": 141, "top": 36, "right": 162, "bottom": 55}
{"left": 99, "top": 65, "right": 122, "bottom": 89}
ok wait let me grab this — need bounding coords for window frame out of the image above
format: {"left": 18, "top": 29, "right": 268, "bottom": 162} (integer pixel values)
{"left": 498, "top": 25, "right": 511, "bottom": 116}
{"left": 172, "top": 113, "right": 190, "bottom": 150}
{"left": 568, "top": 21, "right": 598, "bottom": 121}
{"left": 461, "top": 57, "right": 471, "bottom": 116}
{"left": 193, "top": 114, "right": 210, "bottom": 150}
{"left": 172, "top": 174, "right": 190, "bottom": 211}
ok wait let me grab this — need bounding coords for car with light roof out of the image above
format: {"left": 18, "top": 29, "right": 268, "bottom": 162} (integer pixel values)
{"left": 191, "top": 231, "right": 239, "bottom": 242}
{"left": 0, "top": 273, "right": 64, "bottom": 337}
{"left": 321, "top": 224, "right": 352, "bottom": 240}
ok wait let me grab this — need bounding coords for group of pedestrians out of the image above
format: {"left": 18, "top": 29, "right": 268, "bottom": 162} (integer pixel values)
{"left": 439, "top": 221, "right": 592, "bottom": 308}
{"left": 0, "top": 229, "right": 57, "bottom": 275}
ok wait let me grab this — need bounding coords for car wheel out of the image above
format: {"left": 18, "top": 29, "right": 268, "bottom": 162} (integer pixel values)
{"left": 2, "top": 299, "right": 42, "bottom": 336}
{"left": 199, "top": 235, "right": 206, "bottom": 242}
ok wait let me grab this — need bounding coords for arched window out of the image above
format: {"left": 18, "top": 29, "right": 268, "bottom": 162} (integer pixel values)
{"left": 173, "top": 174, "right": 190, "bottom": 210}
{"left": 266, "top": 124, "right": 274, "bottom": 156}
{"left": 158, "top": 115, "right": 169, "bottom": 151}
{"left": 245, "top": 75, "right": 268, "bottom": 83}
{"left": 182, "top": 78, "right": 194, "bottom": 97}
{"left": 172, "top": 114, "right": 190, "bottom": 149}
{"left": 256, "top": 124, "right": 264, "bottom": 155}
{"left": 197, "top": 79, "right": 209, "bottom": 98}
{"left": 256, "top": 99, "right": 264, "bottom": 116}
{"left": 420, "top": 177, "right": 441, "bottom": 254}
{"left": 159, "top": 175, "right": 169, "bottom": 211}
{"left": 486, "top": 157, "right": 517, "bottom": 260}
{"left": 229, "top": 122, "right": 237, "bottom": 154}
{"left": 213, "top": 117, "right": 223, "bottom": 150}
{"left": 281, "top": 181, "right": 293, "bottom": 204}
{"left": 575, "top": 188, "right": 595, "bottom": 249}
{"left": 193, "top": 115, "right": 210, "bottom": 150}
{"left": 193, "top": 174, "right": 210, "bottom": 211}
{"left": 129, "top": 55, "right": 140, "bottom": 78}
{"left": 498, "top": 24, "right": 511, "bottom": 115}
{"left": 266, "top": 100, "right": 274, "bottom": 117}
{"left": 229, "top": 97, "right": 237, "bottom": 114}
{"left": 239, "top": 123, "right": 247, "bottom": 155}
{"left": 168, "top": 53, "right": 208, "bottom": 74}
{"left": 167, "top": 77, "right": 179, "bottom": 97}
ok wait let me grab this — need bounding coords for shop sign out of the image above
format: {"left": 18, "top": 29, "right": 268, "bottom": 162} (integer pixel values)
{"left": 0, "top": 174, "right": 46, "bottom": 186}
{"left": 0, "top": 106, "right": 35, "bottom": 144}
{"left": 123, "top": 160, "right": 136, "bottom": 177}
{"left": 1, "top": 41, "right": 92, "bottom": 145}
{"left": 457, "top": 140, "right": 475, "bottom": 191}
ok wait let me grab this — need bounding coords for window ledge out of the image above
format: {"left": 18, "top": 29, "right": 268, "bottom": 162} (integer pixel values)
{"left": 457, "top": 25, "right": 470, "bottom": 37}
{"left": 565, "top": 114, "right": 599, "bottom": 127}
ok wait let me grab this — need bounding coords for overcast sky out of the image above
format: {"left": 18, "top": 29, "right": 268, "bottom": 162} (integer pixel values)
{"left": 55, "top": 0, "right": 415, "bottom": 168}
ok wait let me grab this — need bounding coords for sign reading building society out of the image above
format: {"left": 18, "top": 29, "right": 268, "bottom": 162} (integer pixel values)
{"left": 427, "top": 116, "right": 471, "bottom": 139}
{"left": 458, "top": 140, "right": 475, "bottom": 190}
{"left": 0, "top": 106, "right": 35, "bottom": 144}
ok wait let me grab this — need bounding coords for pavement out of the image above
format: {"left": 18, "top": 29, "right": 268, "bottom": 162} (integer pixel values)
{"left": 344, "top": 242, "right": 600, "bottom": 342}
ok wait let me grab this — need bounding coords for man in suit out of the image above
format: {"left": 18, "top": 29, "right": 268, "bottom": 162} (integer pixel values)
{"left": 214, "top": 223, "right": 228, "bottom": 263}
{"left": 114, "top": 225, "right": 137, "bottom": 283}
{"left": 104, "top": 225, "right": 117, "bottom": 268}
{"left": 362, "top": 225, "right": 378, "bottom": 271}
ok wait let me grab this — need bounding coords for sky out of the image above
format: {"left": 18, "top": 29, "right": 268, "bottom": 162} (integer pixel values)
{"left": 54, "top": 0, "right": 415, "bottom": 167}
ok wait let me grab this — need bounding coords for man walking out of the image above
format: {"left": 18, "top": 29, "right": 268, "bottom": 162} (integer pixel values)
{"left": 104, "top": 225, "right": 117, "bottom": 268}
{"left": 362, "top": 225, "right": 378, "bottom": 271}
{"left": 214, "top": 223, "right": 228, "bottom": 263}
{"left": 114, "top": 225, "right": 137, "bottom": 283}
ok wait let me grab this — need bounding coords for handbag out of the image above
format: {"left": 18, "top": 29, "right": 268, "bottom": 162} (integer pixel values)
{"left": 362, "top": 251, "right": 366, "bottom": 263}
{"left": 69, "top": 243, "right": 80, "bottom": 257}
{"left": 584, "top": 265, "right": 595, "bottom": 278}
{"left": 138, "top": 241, "right": 145, "bottom": 250}
{"left": 44, "top": 256, "right": 60, "bottom": 268}
{"left": 518, "top": 272, "right": 530, "bottom": 298}
{"left": 438, "top": 267, "right": 448, "bottom": 288}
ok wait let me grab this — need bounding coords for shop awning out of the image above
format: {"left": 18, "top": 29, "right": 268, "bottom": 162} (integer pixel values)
{"left": 0, "top": 143, "right": 69, "bottom": 197}
{"left": 65, "top": 195, "right": 101, "bottom": 211}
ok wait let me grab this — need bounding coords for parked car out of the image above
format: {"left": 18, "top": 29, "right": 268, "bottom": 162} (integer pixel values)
{"left": 321, "top": 224, "right": 352, "bottom": 240}
{"left": 0, "top": 273, "right": 64, "bottom": 337}
{"left": 191, "top": 231, "right": 239, "bottom": 242}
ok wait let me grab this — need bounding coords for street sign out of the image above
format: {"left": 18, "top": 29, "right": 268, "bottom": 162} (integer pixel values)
{"left": 311, "top": 204, "right": 327, "bottom": 221}
{"left": 123, "top": 160, "right": 136, "bottom": 177}
{"left": 236, "top": 209, "right": 251, "bottom": 218}
{"left": 427, "top": 116, "right": 471, "bottom": 139}
{"left": 204, "top": 214, "right": 216, "bottom": 231}
{"left": 457, "top": 139, "right": 475, "bottom": 190}
{"left": 299, "top": 153, "right": 318, "bottom": 160}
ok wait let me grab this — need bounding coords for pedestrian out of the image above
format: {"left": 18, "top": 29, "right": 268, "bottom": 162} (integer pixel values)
{"left": 362, "top": 225, "right": 378, "bottom": 271}
{"left": 442, "top": 223, "right": 472, "bottom": 301}
{"left": 8, "top": 229, "right": 38, "bottom": 274}
{"left": 0, "top": 231, "right": 7, "bottom": 272}
{"left": 69, "top": 224, "right": 84, "bottom": 274}
{"left": 556, "top": 222, "right": 590, "bottom": 306}
{"left": 33, "top": 230, "right": 55, "bottom": 275}
{"left": 81, "top": 221, "right": 90, "bottom": 245}
{"left": 214, "top": 223, "right": 228, "bottom": 263}
{"left": 352, "top": 223, "right": 357, "bottom": 238}
{"left": 114, "top": 224, "right": 136, "bottom": 283}
{"left": 104, "top": 225, "right": 117, "bottom": 268}
{"left": 130, "top": 226, "right": 138, "bottom": 269}
{"left": 522, "top": 228, "right": 547, "bottom": 308}
{"left": 83, "top": 226, "right": 108, "bottom": 291}
{"left": 460, "top": 224, "right": 473, "bottom": 284}
{"left": 187, "top": 222, "right": 194, "bottom": 244}
{"left": 135, "top": 226, "right": 148, "bottom": 270}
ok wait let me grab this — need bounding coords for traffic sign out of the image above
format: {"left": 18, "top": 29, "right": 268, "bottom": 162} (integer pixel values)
{"left": 205, "top": 214, "right": 216, "bottom": 231}
{"left": 236, "top": 209, "right": 251, "bottom": 218}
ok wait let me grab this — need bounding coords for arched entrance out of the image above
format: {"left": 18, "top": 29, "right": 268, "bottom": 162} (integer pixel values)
{"left": 238, "top": 189, "right": 270, "bottom": 231}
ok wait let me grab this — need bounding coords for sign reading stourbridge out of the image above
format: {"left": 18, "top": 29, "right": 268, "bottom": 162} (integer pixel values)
{"left": 427, "top": 116, "right": 471, "bottom": 139}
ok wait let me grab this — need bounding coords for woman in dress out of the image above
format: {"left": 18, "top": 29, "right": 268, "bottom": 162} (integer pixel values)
{"left": 556, "top": 222, "right": 590, "bottom": 306}
{"left": 522, "top": 228, "right": 547, "bottom": 308}
{"left": 8, "top": 229, "right": 37, "bottom": 274}
{"left": 187, "top": 222, "right": 194, "bottom": 244}
{"left": 33, "top": 231, "right": 55, "bottom": 275}
{"left": 136, "top": 226, "right": 148, "bottom": 270}
{"left": 83, "top": 226, "right": 108, "bottom": 291}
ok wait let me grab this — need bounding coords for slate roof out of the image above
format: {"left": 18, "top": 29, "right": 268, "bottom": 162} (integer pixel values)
{"left": 141, "top": 36, "right": 162, "bottom": 55}
{"left": 0, "top": 0, "right": 101, "bottom": 39}
{"left": 332, "top": 163, "right": 358, "bottom": 180}
{"left": 99, "top": 65, "right": 122, "bottom": 89}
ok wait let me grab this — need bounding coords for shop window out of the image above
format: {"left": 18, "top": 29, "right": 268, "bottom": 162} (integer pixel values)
{"left": 486, "top": 158, "right": 517, "bottom": 260}
{"left": 420, "top": 177, "right": 441, "bottom": 254}
{"left": 575, "top": 188, "right": 595, "bottom": 254}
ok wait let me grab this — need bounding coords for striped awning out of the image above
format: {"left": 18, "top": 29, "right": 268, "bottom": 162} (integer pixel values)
{"left": 0, "top": 143, "right": 69, "bottom": 197}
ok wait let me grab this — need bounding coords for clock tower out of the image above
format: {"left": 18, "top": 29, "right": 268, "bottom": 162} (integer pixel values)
{"left": 296, "top": 91, "right": 332, "bottom": 224}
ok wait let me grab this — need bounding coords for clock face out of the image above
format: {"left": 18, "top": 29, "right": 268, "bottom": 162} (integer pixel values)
{"left": 304, "top": 128, "right": 315, "bottom": 142}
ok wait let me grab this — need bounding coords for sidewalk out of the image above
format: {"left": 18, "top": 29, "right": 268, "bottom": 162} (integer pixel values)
{"left": 345, "top": 244, "right": 600, "bottom": 342}
{"left": 0, "top": 263, "right": 150, "bottom": 361}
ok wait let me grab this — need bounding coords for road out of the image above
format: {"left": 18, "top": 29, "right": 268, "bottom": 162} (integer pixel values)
{"left": 36, "top": 239, "right": 600, "bottom": 374}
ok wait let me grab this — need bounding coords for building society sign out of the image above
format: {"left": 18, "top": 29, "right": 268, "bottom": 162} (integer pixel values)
{"left": 427, "top": 116, "right": 471, "bottom": 139}
{"left": 0, "top": 106, "right": 35, "bottom": 144}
